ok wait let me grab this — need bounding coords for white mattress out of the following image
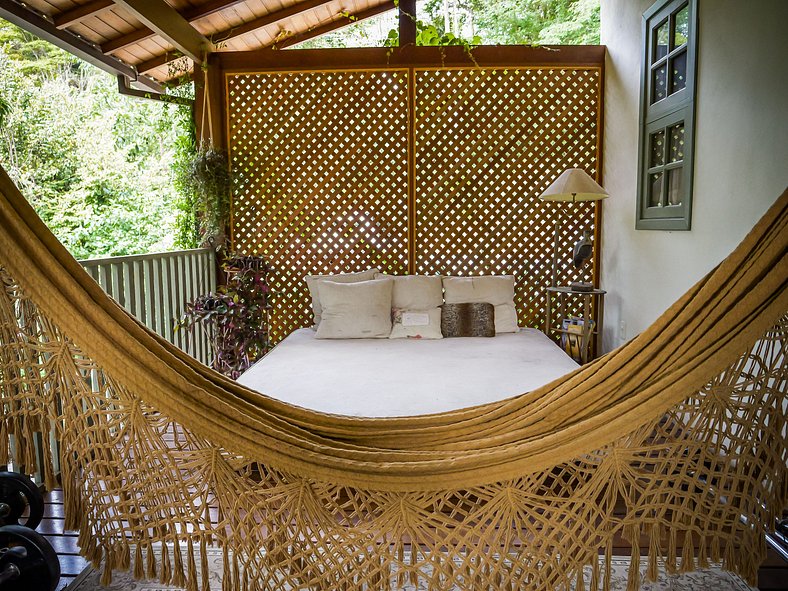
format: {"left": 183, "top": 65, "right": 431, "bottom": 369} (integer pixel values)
{"left": 237, "top": 328, "right": 578, "bottom": 417}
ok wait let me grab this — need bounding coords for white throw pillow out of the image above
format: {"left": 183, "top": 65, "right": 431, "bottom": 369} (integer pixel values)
{"left": 305, "top": 268, "right": 379, "bottom": 327}
{"left": 315, "top": 279, "right": 393, "bottom": 339}
{"left": 376, "top": 274, "right": 443, "bottom": 339}
{"left": 390, "top": 308, "right": 443, "bottom": 339}
{"left": 442, "top": 275, "right": 519, "bottom": 333}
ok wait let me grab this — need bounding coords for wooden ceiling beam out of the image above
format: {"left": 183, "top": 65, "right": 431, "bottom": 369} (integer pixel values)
{"left": 54, "top": 0, "right": 114, "bottom": 29}
{"left": 101, "top": 27, "right": 152, "bottom": 53}
{"left": 101, "top": 0, "right": 248, "bottom": 53}
{"left": 209, "top": 0, "right": 333, "bottom": 44}
{"left": 0, "top": 0, "right": 163, "bottom": 91}
{"left": 135, "top": 50, "right": 177, "bottom": 73}
{"left": 100, "top": 0, "right": 313, "bottom": 54}
{"left": 218, "top": 45, "right": 607, "bottom": 71}
{"left": 181, "top": 0, "right": 248, "bottom": 21}
{"left": 276, "top": 1, "right": 396, "bottom": 49}
{"left": 111, "top": 0, "right": 214, "bottom": 63}
{"left": 134, "top": 0, "right": 384, "bottom": 74}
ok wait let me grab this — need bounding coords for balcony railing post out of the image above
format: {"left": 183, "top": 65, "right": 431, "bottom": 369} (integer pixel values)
{"left": 79, "top": 248, "right": 217, "bottom": 366}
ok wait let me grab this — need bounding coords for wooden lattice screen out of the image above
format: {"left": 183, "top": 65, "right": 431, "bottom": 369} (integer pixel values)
{"left": 226, "top": 57, "right": 602, "bottom": 343}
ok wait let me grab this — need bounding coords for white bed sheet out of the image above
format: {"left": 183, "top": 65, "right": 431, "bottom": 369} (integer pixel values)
{"left": 237, "top": 328, "right": 579, "bottom": 417}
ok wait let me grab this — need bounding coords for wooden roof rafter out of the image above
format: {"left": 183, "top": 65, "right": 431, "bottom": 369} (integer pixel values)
{"left": 54, "top": 0, "right": 114, "bottom": 29}
{"left": 1, "top": 0, "right": 406, "bottom": 87}
{"left": 135, "top": 0, "right": 396, "bottom": 75}
{"left": 0, "top": 0, "right": 164, "bottom": 92}
{"left": 112, "top": 0, "right": 214, "bottom": 63}
{"left": 274, "top": 0, "right": 397, "bottom": 50}
{"left": 102, "top": 0, "right": 331, "bottom": 55}
{"left": 99, "top": 0, "right": 248, "bottom": 53}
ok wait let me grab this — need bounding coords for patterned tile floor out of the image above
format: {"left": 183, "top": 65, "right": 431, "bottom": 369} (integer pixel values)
{"left": 65, "top": 546, "right": 757, "bottom": 591}
{"left": 38, "top": 488, "right": 780, "bottom": 591}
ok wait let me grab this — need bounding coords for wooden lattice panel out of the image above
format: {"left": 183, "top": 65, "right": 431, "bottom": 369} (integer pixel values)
{"left": 414, "top": 67, "right": 601, "bottom": 329}
{"left": 227, "top": 65, "right": 602, "bottom": 342}
{"left": 227, "top": 71, "right": 411, "bottom": 342}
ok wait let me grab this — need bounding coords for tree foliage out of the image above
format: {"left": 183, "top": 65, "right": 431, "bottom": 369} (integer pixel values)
{"left": 0, "top": 1, "right": 598, "bottom": 259}
{"left": 295, "top": 0, "right": 599, "bottom": 48}
{"left": 468, "top": 0, "right": 600, "bottom": 45}
{"left": 0, "top": 21, "right": 195, "bottom": 259}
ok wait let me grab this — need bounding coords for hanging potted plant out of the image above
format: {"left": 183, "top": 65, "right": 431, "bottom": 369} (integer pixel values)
{"left": 180, "top": 142, "right": 232, "bottom": 250}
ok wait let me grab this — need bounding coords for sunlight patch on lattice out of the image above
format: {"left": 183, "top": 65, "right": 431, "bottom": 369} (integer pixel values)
{"left": 414, "top": 67, "right": 601, "bottom": 329}
{"left": 227, "top": 71, "right": 411, "bottom": 342}
{"left": 227, "top": 66, "right": 602, "bottom": 341}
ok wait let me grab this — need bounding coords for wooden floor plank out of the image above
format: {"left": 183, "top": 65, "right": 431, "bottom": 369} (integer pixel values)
{"left": 46, "top": 534, "right": 81, "bottom": 554}
{"left": 37, "top": 518, "right": 68, "bottom": 535}
{"left": 55, "top": 576, "right": 77, "bottom": 591}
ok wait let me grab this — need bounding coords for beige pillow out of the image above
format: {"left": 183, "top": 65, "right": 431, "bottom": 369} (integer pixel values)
{"left": 315, "top": 279, "right": 393, "bottom": 339}
{"left": 442, "top": 275, "right": 519, "bottom": 333}
{"left": 376, "top": 274, "right": 443, "bottom": 309}
{"left": 376, "top": 274, "right": 443, "bottom": 339}
{"left": 305, "top": 268, "right": 378, "bottom": 327}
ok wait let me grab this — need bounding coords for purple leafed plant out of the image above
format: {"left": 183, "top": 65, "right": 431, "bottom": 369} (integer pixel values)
{"left": 177, "top": 255, "right": 271, "bottom": 379}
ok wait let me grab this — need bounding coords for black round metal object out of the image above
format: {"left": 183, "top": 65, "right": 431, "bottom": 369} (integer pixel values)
{"left": 0, "top": 473, "right": 43, "bottom": 530}
{"left": 0, "top": 525, "right": 60, "bottom": 591}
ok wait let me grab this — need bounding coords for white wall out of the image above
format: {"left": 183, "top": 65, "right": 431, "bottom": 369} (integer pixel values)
{"left": 599, "top": 0, "right": 788, "bottom": 351}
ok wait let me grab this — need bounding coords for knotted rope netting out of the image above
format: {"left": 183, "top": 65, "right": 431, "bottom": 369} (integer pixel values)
{"left": 1, "top": 166, "right": 786, "bottom": 590}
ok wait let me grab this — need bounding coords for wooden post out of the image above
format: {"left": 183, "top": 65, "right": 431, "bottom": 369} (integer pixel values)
{"left": 398, "top": 0, "right": 416, "bottom": 46}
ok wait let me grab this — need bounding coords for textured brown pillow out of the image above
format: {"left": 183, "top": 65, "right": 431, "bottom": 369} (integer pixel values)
{"left": 440, "top": 303, "right": 496, "bottom": 338}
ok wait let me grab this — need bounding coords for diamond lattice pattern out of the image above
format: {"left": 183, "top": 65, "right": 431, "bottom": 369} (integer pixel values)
{"left": 228, "top": 71, "right": 411, "bottom": 342}
{"left": 414, "top": 68, "right": 600, "bottom": 328}
{"left": 227, "top": 67, "right": 601, "bottom": 342}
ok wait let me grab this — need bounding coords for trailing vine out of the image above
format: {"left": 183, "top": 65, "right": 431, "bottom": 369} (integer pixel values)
{"left": 384, "top": 2, "right": 480, "bottom": 47}
{"left": 172, "top": 123, "right": 232, "bottom": 251}
{"left": 383, "top": 0, "right": 481, "bottom": 65}
{"left": 185, "top": 144, "right": 232, "bottom": 249}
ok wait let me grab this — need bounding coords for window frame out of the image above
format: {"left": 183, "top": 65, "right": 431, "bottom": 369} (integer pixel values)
{"left": 636, "top": 0, "right": 698, "bottom": 230}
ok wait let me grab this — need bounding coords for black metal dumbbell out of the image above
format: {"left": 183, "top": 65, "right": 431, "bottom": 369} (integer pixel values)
{"left": 0, "top": 472, "right": 60, "bottom": 590}
{"left": 0, "top": 472, "right": 44, "bottom": 530}
{"left": 0, "top": 525, "right": 60, "bottom": 591}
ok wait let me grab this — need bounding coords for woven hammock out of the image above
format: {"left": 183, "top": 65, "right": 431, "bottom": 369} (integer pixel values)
{"left": 0, "top": 162, "right": 786, "bottom": 591}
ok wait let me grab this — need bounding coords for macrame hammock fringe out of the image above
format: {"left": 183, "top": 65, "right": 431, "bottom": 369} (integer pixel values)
{"left": 0, "top": 163, "right": 786, "bottom": 591}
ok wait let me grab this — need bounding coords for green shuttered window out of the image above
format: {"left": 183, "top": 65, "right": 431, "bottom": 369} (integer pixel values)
{"left": 637, "top": 0, "right": 697, "bottom": 230}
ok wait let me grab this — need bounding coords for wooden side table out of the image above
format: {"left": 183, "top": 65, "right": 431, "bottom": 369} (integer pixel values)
{"left": 544, "top": 286, "right": 606, "bottom": 364}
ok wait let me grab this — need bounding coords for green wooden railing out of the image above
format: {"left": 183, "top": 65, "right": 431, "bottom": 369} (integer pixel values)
{"left": 79, "top": 248, "right": 217, "bottom": 366}
{"left": 10, "top": 249, "right": 218, "bottom": 483}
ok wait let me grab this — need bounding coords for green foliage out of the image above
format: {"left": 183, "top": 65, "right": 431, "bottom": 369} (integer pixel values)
{"left": 383, "top": 20, "right": 482, "bottom": 48}
{"left": 0, "top": 21, "right": 194, "bottom": 259}
{"left": 171, "top": 112, "right": 201, "bottom": 250}
{"left": 297, "top": 0, "right": 599, "bottom": 49}
{"left": 0, "top": 23, "right": 78, "bottom": 76}
{"left": 468, "top": 0, "right": 600, "bottom": 45}
{"left": 175, "top": 144, "right": 232, "bottom": 249}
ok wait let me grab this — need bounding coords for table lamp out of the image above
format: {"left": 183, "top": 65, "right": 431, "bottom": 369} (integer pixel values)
{"left": 539, "top": 168, "right": 608, "bottom": 290}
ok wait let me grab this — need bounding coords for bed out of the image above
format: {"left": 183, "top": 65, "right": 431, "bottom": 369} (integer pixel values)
{"left": 237, "top": 328, "right": 579, "bottom": 417}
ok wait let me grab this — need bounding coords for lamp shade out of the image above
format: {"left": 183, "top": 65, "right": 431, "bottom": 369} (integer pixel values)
{"left": 539, "top": 168, "right": 608, "bottom": 202}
